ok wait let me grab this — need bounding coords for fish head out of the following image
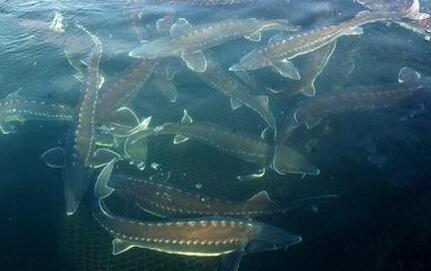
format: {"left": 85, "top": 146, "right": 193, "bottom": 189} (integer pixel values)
{"left": 272, "top": 145, "right": 320, "bottom": 176}
{"left": 246, "top": 223, "right": 302, "bottom": 254}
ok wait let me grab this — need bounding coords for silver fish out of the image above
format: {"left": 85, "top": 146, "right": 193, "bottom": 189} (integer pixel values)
{"left": 0, "top": 90, "right": 72, "bottom": 134}
{"left": 230, "top": 10, "right": 392, "bottom": 79}
{"left": 193, "top": 54, "right": 277, "bottom": 134}
{"left": 125, "top": 110, "right": 319, "bottom": 178}
{"left": 129, "top": 17, "right": 298, "bottom": 72}
{"left": 93, "top": 160, "right": 302, "bottom": 271}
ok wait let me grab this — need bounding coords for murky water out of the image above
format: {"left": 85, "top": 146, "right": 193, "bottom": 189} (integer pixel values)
{"left": 1, "top": 0, "right": 431, "bottom": 270}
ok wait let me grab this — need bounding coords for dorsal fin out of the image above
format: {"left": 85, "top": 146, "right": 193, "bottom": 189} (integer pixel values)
{"left": 181, "top": 110, "right": 193, "bottom": 123}
{"left": 170, "top": 18, "right": 192, "bottom": 36}
{"left": 247, "top": 191, "right": 275, "bottom": 204}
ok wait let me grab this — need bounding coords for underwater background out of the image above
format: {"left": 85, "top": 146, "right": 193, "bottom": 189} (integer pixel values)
{"left": 1, "top": 0, "right": 431, "bottom": 270}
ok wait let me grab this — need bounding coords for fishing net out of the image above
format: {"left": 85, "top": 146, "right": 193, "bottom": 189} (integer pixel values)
{"left": 57, "top": 197, "right": 219, "bottom": 271}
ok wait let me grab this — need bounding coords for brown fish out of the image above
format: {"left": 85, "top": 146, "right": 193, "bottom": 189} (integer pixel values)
{"left": 109, "top": 174, "right": 336, "bottom": 218}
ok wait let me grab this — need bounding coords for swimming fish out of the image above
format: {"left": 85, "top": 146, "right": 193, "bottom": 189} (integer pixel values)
{"left": 93, "top": 160, "right": 302, "bottom": 271}
{"left": 129, "top": 17, "right": 298, "bottom": 72}
{"left": 229, "top": 10, "right": 393, "bottom": 79}
{"left": 0, "top": 90, "right": 72, "bottom": 134}
{"left": 279, "top": 80, "right": 430, "bottom": 143}
{"left": 124, "top": 110, "right": 319, "bottom": 179}
{"left": 109, "top": 173, "right": 338, "bottom": 218}
{"left": 192, "top": 54, "right": 277, "bottom": 134}
{"left": 43, "top": 25, "right": 106, "bottom": 216}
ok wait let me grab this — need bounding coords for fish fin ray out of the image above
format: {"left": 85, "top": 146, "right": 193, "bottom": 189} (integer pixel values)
{"left": 94, "top": 159, "right": 117, "bottom": 200}
{"left": 181, "top": 50, "right": 207, "bottom": 72}
{"left": 41, "top": 147, "right": 65, "bottom": 168}
{"left": 219, "top": 252, "right": 243, "bottom": 271}
{"left": 151, "top": 77, "right": 178, "bottom": 103}
{"left": 173, "top": 135, "right": 189, "bottom": 144}
{"left": 244, "top": 31, "right": 261, "bottom": 42}
{"left": 181, "top": 110, "right": 193, "bottom": 123}
{"left": 112, "top": 239, "right": 135, "bottom": 255}
{"left": 230, "top": 98, "right": 243, "bottom": 110}
{"left": 247, "top": 190, "right": 275, "bottom": 204}
{"left": 170, "top": 18, "right": 192, "bottom": 36}
{"left": 271, "top": 60, "right": 301, "bottom": 80}
{"left": 92, "top": 148, "right": 121, "bottom": 169}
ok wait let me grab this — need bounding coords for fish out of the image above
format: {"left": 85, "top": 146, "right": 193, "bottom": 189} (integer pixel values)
{"left": 192, "top": 54, "right": 277, "bottom": 134}
{"left": 6, "top": 13, "right": 134, "bottom": 58}
{"left": 142, "top": 0, "right": 257, "bottom": 5}
{"left": 279, "top": 80, "right": 430, "bottom": 143}
{"left": 109, "top": 173, "right": 338, "bottom": 218}
{"left": 354, "top": 0, "right": 430, "bottom": 20}
{"left": 229, "top": 10, "right": 393, "bottom": 79}
{"left": 42, "top": 25, "right": 108, "bottom": 216}
{"left": 129, "top": 17, "right": 298, "bottom": 72}
{"left": 93, "top": 160, "right": 302, "bottom": 271}
{"left": 124, "top": 110, "right": 319, "bottom": 179}
{"left": 0, "top": 90, "right": 72, "bottom": 134}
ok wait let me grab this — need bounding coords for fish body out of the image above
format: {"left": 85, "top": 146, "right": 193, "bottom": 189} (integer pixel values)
{"left": 0, "top": 91, "right": 72, "bottom": 134}
{"left": 194, "top": 55, "right": 276, "bottom": 132}
{"left": 127, "top": 111, "right": 319, "bottom": 176}
{"left": 130, "top": 18, "right": 297, "bottom": 72}
{"left": 110, "top": 174, "right": 336, "bottom": 218}
{"left": 63, "top": 27, "right": 104, "bottom": 215}
{"left": 93, "top": 160, "right": 302, "bottom": 267}
{"left": 230, "top": 11, "right": 391, "bottom": 79}
{"left": 96, "top": 59, "right": 158, "bottom": 125}
{"left": 294, "top": 82, "right": 430, "bottom": 130}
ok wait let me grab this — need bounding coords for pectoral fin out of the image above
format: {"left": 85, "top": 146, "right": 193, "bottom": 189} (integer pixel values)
{"left": 91, "top": 148, "right": 121, "bottom": 168}
{"left": 271, "top": 60, "right": 301, "bottom": 80}
{"left": 230, "top": 98, "right": 243, "bottom": 110}
{"left": 124, "top": 136, "right": 147, "bottom": 171}
{"left": 247, "top": 190, "right": 275, "bottom": 205}
{"left": 151, "top": 77, "right": 178, "bottom": 103}
{"left": 181, "top": 50, "right": 208, "bottom": 73}
{"left": 156, "top": 16, "right": 175, "bottom": 34}
{"left": 244, "top": 31, "right": 262, "bottom": 42}
{"left": 170, "top": 18, "right": 193, "bottom": 36}
{"left": 237, "top": 168, "right": 266, "bottom": 181}
{"left": 41, "top": 147, "right": 65, "bottom": 168}
{"left": 112, "top": 239, "right": 135, "bottom": 255}
{"left": 112, "top": 106, "right": 139, "bottom": 130}
{"left": 219, "top": 252, "right": 243, "bottom": 271}
{"left": 173, "top": 135, "right": 190, "bottom": 144}
{"left": 398, "top": 66, "right": 421, "bottom": 83}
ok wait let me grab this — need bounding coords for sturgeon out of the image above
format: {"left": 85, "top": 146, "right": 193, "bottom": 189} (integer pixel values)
{"left": 129, "top": 17, "right": 298, "bottom": 72}
{"left": 0, "top": 90, "right": 72, "bottom": 134}
{"left": 230, "top": 10, "right": 393, "bottom": 79}
{"left": 193, "top": 54, "right": 277, "bottom": 134}
{"left": 93, "top": 160, "right": 302, "bottom": 271}
{"left": 125, "top": 110, "right": 319, "bottom": 178}
{"left": 278, "top": 80, "right": 430, "bottom": 144}
{"left": 50, "top": 25, "right": 105, "bottom": 216}
{"left": 355, "top": 0, "right": 430, "bottom": 20}
{"left": 110, "top": 174, "right": 338, "bottom": 218}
